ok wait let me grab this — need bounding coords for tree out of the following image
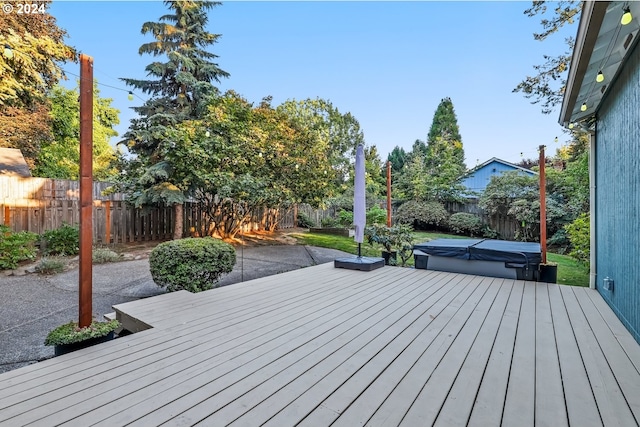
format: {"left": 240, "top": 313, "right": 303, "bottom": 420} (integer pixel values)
{"left": 513, "top": 1, "right": 580, "bottom": 114}
{"left": 387, "top": 146, "right": 407, "bottom": 175}
{"left": 0, "top": 0, "right": 76, "bottom": 166}
{"left": 277, "top": 98, "right": 364, "bottom": 186}
{"left": 425, "top": 97, "right": 465, "bottom": 177}
{"left": 33, "top": 83, "right": 121, "bottom": 180}
{"left": 119, "top": 0, "right": 229, "bottom": 239}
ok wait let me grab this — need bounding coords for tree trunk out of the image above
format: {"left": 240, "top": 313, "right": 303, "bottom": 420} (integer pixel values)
{"left": 173, "top": 203, "right": 183, "bottom": 240}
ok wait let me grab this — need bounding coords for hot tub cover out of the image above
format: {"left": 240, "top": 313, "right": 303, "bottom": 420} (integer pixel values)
{"left": 414, "top": 239, "right": 541, "bottom": 265}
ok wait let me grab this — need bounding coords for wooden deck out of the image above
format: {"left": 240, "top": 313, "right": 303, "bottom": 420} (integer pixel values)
{"left": 1, "top": 263, "right": 639, "bottom": 426}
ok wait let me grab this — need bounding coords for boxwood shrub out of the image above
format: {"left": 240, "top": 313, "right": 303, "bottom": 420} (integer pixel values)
{"left": 149, "top": 237, "right": 236, "bottom": 292}
{"left": 41, "top": 223, "right": 79, "bottom": 256}
{"left": 449, "top": 213, "right": 483, "bottom": 236}
{"left": 0, "top": 225, "right": 38, "bottom": 270}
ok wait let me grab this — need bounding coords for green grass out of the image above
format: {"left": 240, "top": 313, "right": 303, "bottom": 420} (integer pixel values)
{"left": 290, "top": 230, "right": 590, "bottom": 287}
{"left": 548, "top": 252, "right": 589, "bottom": 287}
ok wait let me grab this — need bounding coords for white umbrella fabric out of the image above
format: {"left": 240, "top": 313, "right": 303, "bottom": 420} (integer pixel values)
{"left": 354, "top": 144, "right": 366, "bottom": 250}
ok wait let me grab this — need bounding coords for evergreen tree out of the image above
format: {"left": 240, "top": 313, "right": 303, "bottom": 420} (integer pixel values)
{"left": 426, "top": 97, "right": 465, "bottom": 174}
{"left": 119, "top": 0, "right": 229, "bottom": 238}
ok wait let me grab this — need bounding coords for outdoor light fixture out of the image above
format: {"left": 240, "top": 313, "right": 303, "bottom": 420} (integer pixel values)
{"left": 581, "top": 103, "right": 588, "bottom": 112}
{"left": 128, "top": 91, "right": 134, "bottom": 101}
{"left": 3, "top": 44, "right": 13, "bottom": 60}
{"left": 596, "top": 71, "right": 605, "bottom": 82}
{"left": 621, "top": 7, "right": 632, "bottom": 25}
{"left": 569, "top": 123, "right": 574, "bottom": 129}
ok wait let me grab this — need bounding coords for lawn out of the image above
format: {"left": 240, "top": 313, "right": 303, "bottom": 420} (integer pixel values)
{"left": 290, "top": 230, "right": 589, "bottom": 287}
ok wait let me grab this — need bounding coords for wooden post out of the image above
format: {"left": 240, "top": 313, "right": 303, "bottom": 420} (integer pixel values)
{"left": 4, "top": 205, "right": 9, "bottom": 226}
{"left": 79, "top": 54, "right": 93, "bottom": 328}
{"left": 105, "top": 200, "right": 111, "bottom": 244}
{"left": 386, "top": 161, "right": 392, "bottom": 227}
{"left": 539, "top": 144, "right": 547, "bottom": 264}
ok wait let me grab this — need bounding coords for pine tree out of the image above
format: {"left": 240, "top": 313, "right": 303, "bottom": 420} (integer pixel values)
{"left": 119, "top": 0, "right": 229, "bottom": 238}
{"left": 425, "top": 97, "right": 466, "bottom": 177}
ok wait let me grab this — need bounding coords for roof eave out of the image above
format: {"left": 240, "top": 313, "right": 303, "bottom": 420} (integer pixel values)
{"left": 558, "top": 1, "right": 609, "bottom": 126}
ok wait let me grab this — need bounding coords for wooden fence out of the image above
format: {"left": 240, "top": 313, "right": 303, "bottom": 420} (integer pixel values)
{"left": 0, "top": 177, "right": 305, "bottom": 243}
{"left": 444, "top": 199, "right": 518, "bottom": 240}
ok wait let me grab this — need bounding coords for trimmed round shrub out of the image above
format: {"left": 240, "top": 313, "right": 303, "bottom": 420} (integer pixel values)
{"left": 449, "top": 213, "right": 483, "bottom": 236}
{"left": 396, "top": 200, "right": 449, "bottom": 229}
{"left": 149, "top": 237, "right": 236, "bottom": 292}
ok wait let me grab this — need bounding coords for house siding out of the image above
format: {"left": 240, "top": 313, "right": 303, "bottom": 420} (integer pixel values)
{"left": 596, "top": 38, "right": 640, "bottom": 342}
{"left": 461, "top": 161, "right": 534, "bottom": 194}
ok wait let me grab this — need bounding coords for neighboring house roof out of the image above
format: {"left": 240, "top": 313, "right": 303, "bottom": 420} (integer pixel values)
{"left": 462, "top": 157, "right": 536, "bottom": 179}
{"left": 559, "top": 1, "right": 640, "bottom": 128}
{"left": 460, "top": 157, "right": 537, "bottom": 196}
{"left": 0, "top": 148, "right": 32, "bottom": 177}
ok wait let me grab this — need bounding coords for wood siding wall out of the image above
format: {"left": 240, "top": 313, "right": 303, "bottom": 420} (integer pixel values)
{"left": 596, "top": 38, "right": 640, "bottom": 342}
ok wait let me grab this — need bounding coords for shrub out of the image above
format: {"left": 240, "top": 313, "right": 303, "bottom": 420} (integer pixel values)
{"left": 396, "top": 200, "right": 449, "bottom": 229}
{"left": 364, "top": 223, "right": 414, "bottom": 266}
{"left": 565, "top": 213, "right": 589, "bottom": 264}
{"left": 149, "top": 237, "right": 236, "bottom": 292}
{"left": 93, "top": 248, "right": 121, "bottom": 263}
{"left": 320, "top": 217, "right": 340, "bottom": 228}
{"left": 481, "top": 225, "right": 500, "bottom": 239}
{"left": 45, "top": 320, "right": 120, "bottom": 346}
{"left": 366, "top": 206, "right": 387, "bottom": 225}
{"left": 35, "top": 257, "right": 66, "bottom": 274}
{"left": 296, "top": 212, "right": 315, "bottom": 228}
{"left": 449, "top": 213, "right": 483, "bottom": 236}
{"left": 0, "top": 225, "right": 38, "bottom": 270}
{"left": 41, "top": 223, "right": 79, "bottom": 256}
{"left": 337, "top": 210, "right": 354, "bottom": 227}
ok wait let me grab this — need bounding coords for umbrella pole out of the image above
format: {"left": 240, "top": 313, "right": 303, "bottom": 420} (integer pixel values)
{"left": 358, "top": 243, "right": 362, "bottom": 258}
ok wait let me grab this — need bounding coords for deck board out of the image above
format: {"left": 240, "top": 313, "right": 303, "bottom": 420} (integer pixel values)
{"left": 1, "top": 263, "right": 639, "bottom": 427}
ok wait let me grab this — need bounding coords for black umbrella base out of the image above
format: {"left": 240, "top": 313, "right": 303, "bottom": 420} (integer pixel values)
{"left": 334, "top": 256, "right": 385, "bottom": 271}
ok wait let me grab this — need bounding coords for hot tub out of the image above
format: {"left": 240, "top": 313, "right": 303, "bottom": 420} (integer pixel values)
{"left": 413, "top": 238, "right": 541, "bottom": 280}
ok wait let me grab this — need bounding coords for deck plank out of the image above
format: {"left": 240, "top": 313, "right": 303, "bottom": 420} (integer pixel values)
{"left": 573, "top": 287, "right": 640, "bottom": 421}
{"left": 345, "top": 275, "right": 490, "bottom": 427}
{"left": 466, "top": 280, "right": 524, "bottom": 427}
{"left": 548, "top": 284, "right": 602, "bottom": 427}
{"left": 534, "top": 282, "right": 568, "bottom": 427}
{"left": 0, "top": 264, "right": 639, "bottom": 427}
{"left": 256, "top": 273, "right": 477, "bottom": 427}
{"left": 502, "top": 280, "right": 536, "bottom": 427}
{"left": 560, "top": 285, "right": 637, "bottom": 427}
{"left": 432, "top": 278, "right": 513, "bottom": 427}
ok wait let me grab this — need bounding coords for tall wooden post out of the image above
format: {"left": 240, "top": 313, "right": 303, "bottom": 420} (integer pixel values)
{"left": 539, "top": 144, "right": 547, "bottom": 264}
{"left": 79, "top": 54, "right": 93, "bottom": 328}
{"left": 386, "top": 161, "right": 392, "bottom": 227}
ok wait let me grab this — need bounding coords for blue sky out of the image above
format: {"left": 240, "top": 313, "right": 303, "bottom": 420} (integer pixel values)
{"left": 49, "top": 1, "right": 575, "bottom": 167}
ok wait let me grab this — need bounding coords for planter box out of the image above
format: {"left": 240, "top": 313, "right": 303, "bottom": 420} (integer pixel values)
{"left": 54, "top": 331, "right": 115, "bottom": 356}
{"left": 538, "top": 264, "right": 558, "bottom": 283}
{"left": 381, "top": 250, "right": 397, "bottom": 266}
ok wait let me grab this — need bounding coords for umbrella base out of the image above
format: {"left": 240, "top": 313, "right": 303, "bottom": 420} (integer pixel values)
{"left": 334, "top": 256, "right": 385, "bottom": 271}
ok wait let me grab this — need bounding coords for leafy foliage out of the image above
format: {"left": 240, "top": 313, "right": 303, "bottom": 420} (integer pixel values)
{"left": 337, "top": 210, "right": 354, "bottom": 227}
{"left": 366, "top": 206, "right": 387, "bottom": 225}
{"left": 44, "top": 320, "right": 120, "bottom": 346}
{"left": 92, "top": 248, "right": 121, "bottom": 263}
{"left": 149, "top": 237, "right": 236, "bottom": 292}
{"left": 565, "top": 213, "right": 589, "bottom": 264}
{"left": 0, "top": 225, "right": 38, "bottom": 270}
{"left": 34, "top": 83, "right": 121, "bottom": 180}
{"left": 0, "top": 0, "right": 76, "bottom": 166}
{"left": 364, "top": 224, "right": 414, "bottom": 266}
{"left": 41, "top": 223, "right": 79, "bottom": 256}
{"left": 514, "top": 1, "right": 580, "bottom": 114}
{"left": 296, "top": 212, "right": 315, "bottom": 228}
{"left": 449, "top": 213, "right": 483, "bottom": 236}
{"left": 396, "top": 200, "right": 449, "bottom": 230}
{"left": 35, "top": 257, "right": 65, "bottom": 274}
